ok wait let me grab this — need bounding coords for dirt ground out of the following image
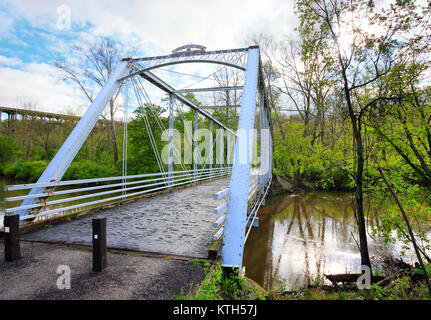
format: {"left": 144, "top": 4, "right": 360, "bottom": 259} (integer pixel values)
{"left": 0, "top": 241, "right": 205, "bottom": 300}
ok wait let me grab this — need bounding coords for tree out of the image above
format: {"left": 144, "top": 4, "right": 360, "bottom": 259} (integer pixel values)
{"left": 295, "top": 0, "right": 428, "bottom": 271}
{"left": 0, "top": 135, "right": 16, "bottom": 164}
{"left": 371, "top": 62, "right": 431, "bottom": 187}
{"left": 128, "top": 104, "right": 167, "bottom": 174}
{"left": 55, "top": 35, "right": 132, "bottom": 164}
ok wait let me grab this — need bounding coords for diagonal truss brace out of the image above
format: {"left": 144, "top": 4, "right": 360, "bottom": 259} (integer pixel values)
{"left": 15, "top": 60, "right": 131, "bottom": 218}
{"left": 139, "top": 71, "right": 237, "bottom": 137}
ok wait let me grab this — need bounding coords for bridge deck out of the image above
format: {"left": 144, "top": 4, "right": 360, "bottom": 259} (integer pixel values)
{"left": 22, "top": 177, "right": 230, "bottom": 258}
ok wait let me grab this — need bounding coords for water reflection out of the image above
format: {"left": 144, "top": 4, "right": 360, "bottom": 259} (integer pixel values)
{"left": 243, "top": 192, "right": 419, "bottom": 291}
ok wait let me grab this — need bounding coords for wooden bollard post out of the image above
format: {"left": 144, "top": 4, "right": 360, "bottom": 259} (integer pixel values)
{"left": 92, "top": 216, "right": 107, "bottom": 272}
{"left": 4, "top": 214, "right": 21, "bottom": 261}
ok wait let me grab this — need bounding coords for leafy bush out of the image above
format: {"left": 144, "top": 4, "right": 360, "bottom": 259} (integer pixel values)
{"left": 315, "top": 167, "right": 353, "bottom": 191}
{"left": 2, "top": 161, "right": 48, "bottom": 182}
{"left": 2, "top": 160, "right": 116, "bottom": 182}
{"left": 273, "top": 121, "right": 354, "bottom": 191}
{"left": 0, "top": 135, "right": 17, "bottom": 165}
{"left": 62, "top": 161, "right": 117, "bottom": 180}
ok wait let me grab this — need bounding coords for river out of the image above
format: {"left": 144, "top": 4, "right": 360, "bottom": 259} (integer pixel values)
{"left": 243, "top": 191, "right": 421, "bottom": 291}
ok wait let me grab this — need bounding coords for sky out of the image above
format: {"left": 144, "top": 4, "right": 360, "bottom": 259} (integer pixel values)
{"left": 0, "top": 0, "right": 298, "bottom": 116}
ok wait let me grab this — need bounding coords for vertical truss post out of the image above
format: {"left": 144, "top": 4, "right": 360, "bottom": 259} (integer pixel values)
{"left": 265, "top": 100, "right": 273, "bottom": 188}
{"left": 168, "top": 93, "right": 174, "bottom": 187}
{"left": 217, "top": 128, "right": 224, "bottom": 169}
{"left": 193, "top": 110, "right": 198, "bottom": 182}
{"left": 16, "top": 60, "right": 130, "bottom": 218}
{"left": 226, "top": 132, "right": 231, "bottom": 167}
{"left": 267, "top": 109, "right": 271, "bottom": 187}
{"left": 267, "top": 103, "right": 273, "bottom": 187}
{"left": 222, "top": 47, "right": 260, "bottom": 270}
{"left": 122, "top": 79, "right": 129, "bottom": 199}
{"left": 269, "top": 117, "right": 273, "bottom": 183}
{"left": 258, "top": 89, "right": 265, "bottom": 197}
{"left": 209, "top": 119, "right": 213, "bottom": 177}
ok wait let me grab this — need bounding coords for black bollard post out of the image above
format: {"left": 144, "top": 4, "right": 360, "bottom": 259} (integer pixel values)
{"left": 4, "top": 214, "right": 21, "bottom": 261}
{"left": 92, "top": 216, "right": 107, "bottom": 272}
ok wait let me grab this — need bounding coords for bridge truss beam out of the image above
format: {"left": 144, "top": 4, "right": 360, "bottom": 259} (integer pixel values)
{"left": 221, "top": 47, "right": 260, "bottom": 270}
{"left": 5, "top": 45, "right": 273, "bottom": 275}
{"left": 15, "top": 60, "right": 131, "bottom": 217}
{"left": 174, "top": 86, "right": 243, "bottom": 94}
{"left": 120, "top": 47, "right": 249, "bottom": 82}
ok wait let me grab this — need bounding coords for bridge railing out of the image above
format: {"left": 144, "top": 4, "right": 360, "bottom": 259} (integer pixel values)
{"left": 3, "top": 166, "right": 231, "bottom": 222}
{"left": 212, "top": 167, "right": 272, "bottom": 243}
{"left": 2, "top": 45, "right": 273, "bottom": 274}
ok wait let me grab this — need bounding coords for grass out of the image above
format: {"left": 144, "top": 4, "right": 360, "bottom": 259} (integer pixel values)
{"left": 188, "top": 258, "right": 210, "bottom": 268}
{"left": 177, "top": 266, "right": 429, "bottom": 300}
{"left": 277, "top": 274, "right": 431, "bottom": 300}
{"left": 176, "top": 263, "right": 267, "bottom": 300}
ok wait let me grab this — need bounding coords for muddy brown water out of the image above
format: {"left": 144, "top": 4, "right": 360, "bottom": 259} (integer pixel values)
{"left": 243, "top": 191, "right": 422, "bottom": 291}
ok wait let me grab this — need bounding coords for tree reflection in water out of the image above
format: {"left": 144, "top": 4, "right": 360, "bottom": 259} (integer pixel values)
{"left": 243, "top": 192, "right": 418, "bottom": 291}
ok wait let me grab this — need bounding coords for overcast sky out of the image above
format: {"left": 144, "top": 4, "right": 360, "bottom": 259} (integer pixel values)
{"left": 0, "top": 0, "right": 298, "bottom": 115}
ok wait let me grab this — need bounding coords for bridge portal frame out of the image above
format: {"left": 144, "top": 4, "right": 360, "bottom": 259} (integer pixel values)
{"left": 13, "top": 47, "right": 245, "bottom": 219}
{"left": 7, "top": 45, "right": 273, "bottom": 273}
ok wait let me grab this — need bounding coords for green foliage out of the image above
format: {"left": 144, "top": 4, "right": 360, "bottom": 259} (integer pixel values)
{"left": 1, "top": 160, "right": 116, "bottom": 182}
{"left": 177, "top": 263, "right": 224, "bottom": 300}
{"left": 0, "top": 101, "right": 173, "bottom": 182}
{"left": 2, "top": 161, "right": 48, "bottom": 182}
{"left": 303, "top": 288, "right": 325, "bottom": 300}
{"left": 392, "top": 276, "right": 412, "bottom": 300}
{"left": 177, "top": 263, "right": 265, "bottom": 300}
{"left": 127, "top": 104, "right": 168, "bottom": 175}
{"left": 413, "top": 264, "right": 431, "bottom": 279}
{"left": 273, "top": 120, "right": 354, "bottom": 191}
{"left": 315, "top": 168, "right": 353, "bottom": 191}
{"left": 371, "top": 169, "right": 431, "bottom": 259}
{"left": 62, "top": 160, "right": 116, "bottom": 180}
{"left": 188, "top": 259, "right": 210, "bottom": 268}
{"left": 0, "top": 135, "right": 16, "bottom": 165}
{"left": 0, "top": 114, "right": 126, "bottom": 181}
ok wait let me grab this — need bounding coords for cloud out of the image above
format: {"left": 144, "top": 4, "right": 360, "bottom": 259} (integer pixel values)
{"left": 3, "top": 0, "right": 298, "bottom": 52}
{"left": 0, "top": 61, "right": 88, "bottom": 114}
{"left": 0, "top": 55, "right": 23, "bottom": 67}
{"left": 0, "top": 0, "right": 299, "bottom": 115}
{"left": 0, "top": 10, "right": 14, "bottom": 34}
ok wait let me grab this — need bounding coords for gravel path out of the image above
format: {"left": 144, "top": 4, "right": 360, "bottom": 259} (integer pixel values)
{"left": 22, "top": 177, "right": 230, "bottom": 258}
{"left": 0, "top": 241, "right": 205, "bottom": 300}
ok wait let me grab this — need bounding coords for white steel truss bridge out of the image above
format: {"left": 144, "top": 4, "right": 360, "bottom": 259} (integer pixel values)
{"left": 3, "top": 44, "right": 274, "bottom": 270}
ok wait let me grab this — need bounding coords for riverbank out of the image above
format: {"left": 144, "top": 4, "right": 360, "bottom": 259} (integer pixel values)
{"left": 177, "top": 259, "right": 431, "bottom": 300}
{"left": 272, "top": 258, "right": 431, "bottom": 300}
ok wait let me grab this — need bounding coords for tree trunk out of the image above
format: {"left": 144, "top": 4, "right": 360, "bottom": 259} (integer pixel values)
{"left": 378, "top": 166, "right": 431, "bottom": 296}
{"left": 342, "top": 68, "right": 372, "bottom": 272}
{"left": 354, "top": 121, "right": 372, "bottom": 271}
